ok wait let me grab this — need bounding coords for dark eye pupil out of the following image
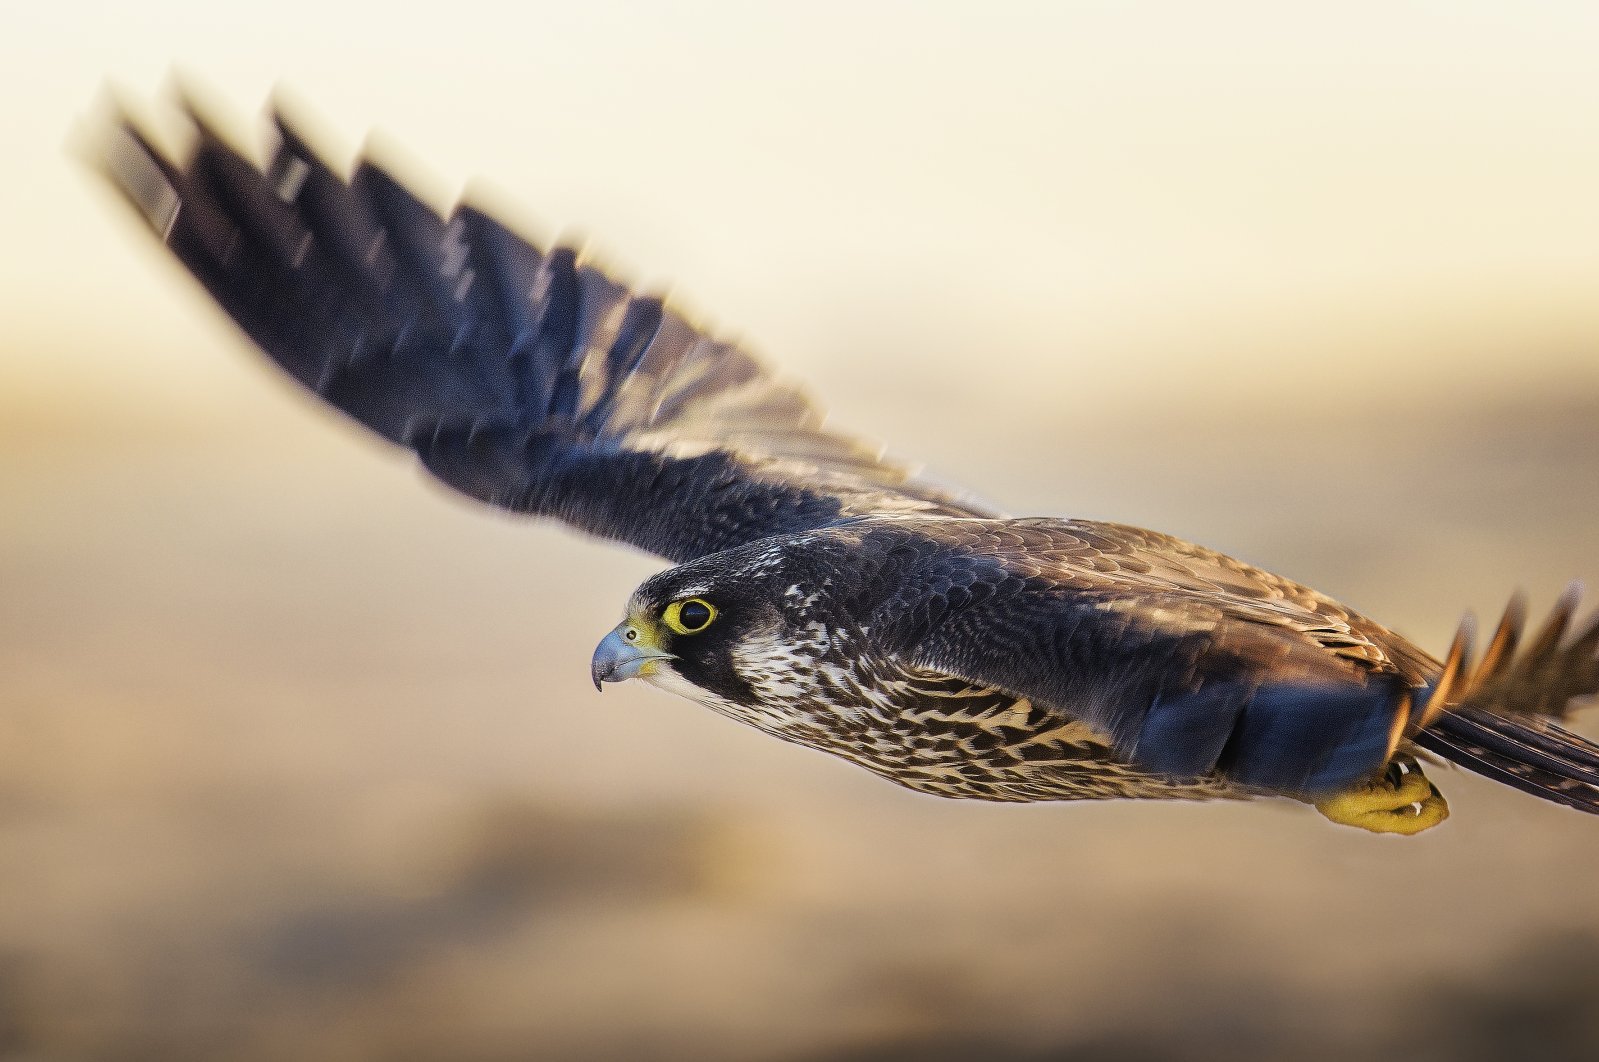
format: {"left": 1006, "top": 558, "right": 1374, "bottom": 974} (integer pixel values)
{"left": 679, "top": 600, "right": 712, "bottom": 630}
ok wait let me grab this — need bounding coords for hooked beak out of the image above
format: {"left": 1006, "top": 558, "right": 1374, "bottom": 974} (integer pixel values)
{"left": 590, "top": 621, "right": 674, "bottom": 690}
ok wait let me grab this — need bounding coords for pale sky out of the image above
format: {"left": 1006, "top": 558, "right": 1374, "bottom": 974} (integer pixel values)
{"left": 5, "top": 1, "right": 1599, "bottom": 427}
{"left": 5, "top": 19, "right": 1599, "bottom": 1048}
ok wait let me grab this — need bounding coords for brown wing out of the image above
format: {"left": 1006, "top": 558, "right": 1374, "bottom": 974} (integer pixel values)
{"left": 1030, "top": 520, "right": 1439, "bottom": 677}
{"left": 866, "top": 517, "right": 1422, "bottom": 797}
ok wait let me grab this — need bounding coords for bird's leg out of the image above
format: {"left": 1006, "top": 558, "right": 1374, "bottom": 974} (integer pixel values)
{"left": 1313, "top": 755, "right": 1449, "bottom": 835}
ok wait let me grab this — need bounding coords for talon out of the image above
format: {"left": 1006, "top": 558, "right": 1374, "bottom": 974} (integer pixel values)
{"left": 1314, "top": 756, "right": 1450, "bottom": 835}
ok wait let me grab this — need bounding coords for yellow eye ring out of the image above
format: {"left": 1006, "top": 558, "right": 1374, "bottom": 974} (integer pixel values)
{"left": 663, "top": 597, "right": 717, "bottom": 635}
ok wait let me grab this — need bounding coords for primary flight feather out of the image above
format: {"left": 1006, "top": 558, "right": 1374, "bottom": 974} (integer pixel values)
{"left": 95, "top": 92, "right": 1599, "bottom": 834}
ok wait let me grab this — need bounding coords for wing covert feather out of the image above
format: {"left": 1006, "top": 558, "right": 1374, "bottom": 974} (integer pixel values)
{"left": 865, "top": 519, "right": 1422, "bottom": 796}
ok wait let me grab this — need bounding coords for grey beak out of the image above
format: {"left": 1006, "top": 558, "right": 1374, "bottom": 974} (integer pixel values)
{"left": 590, "top": 625, "right": 674, "bottom": 690}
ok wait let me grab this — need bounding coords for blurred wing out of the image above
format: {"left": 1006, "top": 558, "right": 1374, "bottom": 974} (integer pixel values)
{"left": 1409, "top": 590, "right": 1599, "bottom": 812}
{"left": 875, "top": 519, "right": 1419, "bottom": 796}
{"left": 96, "top": 94, "right": 997, "bottom": 563}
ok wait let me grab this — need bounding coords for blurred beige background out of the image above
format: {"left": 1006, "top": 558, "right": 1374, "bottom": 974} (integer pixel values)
{"left": 4, "top": 3, "right": 1599, "bottom": 1059}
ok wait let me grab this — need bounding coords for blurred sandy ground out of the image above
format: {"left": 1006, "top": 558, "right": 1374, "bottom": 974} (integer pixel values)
{"left": 5, "top": 3, "right": 1599, "bottom": 1060}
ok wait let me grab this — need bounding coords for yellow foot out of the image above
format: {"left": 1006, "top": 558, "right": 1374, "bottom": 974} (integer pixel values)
{"left": 1314, "top": 756, "right": 1450, "bottom": 835}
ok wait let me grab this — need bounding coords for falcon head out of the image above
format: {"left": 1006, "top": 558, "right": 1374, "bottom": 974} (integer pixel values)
{"left": 589, "top": 533, "right": 861, "bottom": 716}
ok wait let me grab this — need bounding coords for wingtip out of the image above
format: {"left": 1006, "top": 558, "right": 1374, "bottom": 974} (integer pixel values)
{"left": 1476, "top": 590, "right": 1528, "bottom": 684}
{"left": 91, "top": 112, "right": 184, "bottom": 242}
{"left": 1554, "top": 581, "right": 1586, "bottom": 635}
{"left": 1524, "top": 583, "right": 1584, "bottom": 662}
{"left": 1417, "top": 614, "right": 1477, "bottom": 731}
{"left": 458, "top": 177, "right": 558, "bottom": 251}
{"left": 68, "top": 85, "right": 128, "bottom": 176}
{"left": 163, "top": 75, "right": 272, "bottom": 174}
{"left": 269, "top": 87, "right": 351, "bottom": 177}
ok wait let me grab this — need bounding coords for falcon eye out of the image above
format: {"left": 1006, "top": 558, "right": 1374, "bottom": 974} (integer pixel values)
{"left": 663, "top": 597, "right": 717, "bottom": 635}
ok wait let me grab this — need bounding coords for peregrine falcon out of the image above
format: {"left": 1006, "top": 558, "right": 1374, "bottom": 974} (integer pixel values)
{"left": 94, "top": 94, "right": 1599, "bottom": 835}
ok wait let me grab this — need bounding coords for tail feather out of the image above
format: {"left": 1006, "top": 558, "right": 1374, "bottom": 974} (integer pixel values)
{"left": 1548, "top": 719, "right": 1599, "bottom": 758}
{"left": 1416, "top": 713, "right": 1599, "bottom": 814}
{"left": 1412, "top": 589, "right": 1599, "bottom": 814}
{"left": 1433, "top": 710, "right": 1599, "bottom": 788}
